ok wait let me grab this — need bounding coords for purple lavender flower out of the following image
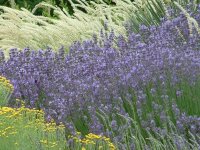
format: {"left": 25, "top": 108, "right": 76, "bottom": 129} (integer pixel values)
{"left": 0, "top": 5, "right": 199, "bottom": 147}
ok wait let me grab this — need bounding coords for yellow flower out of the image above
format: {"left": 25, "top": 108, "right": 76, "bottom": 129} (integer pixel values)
{"left": 81, "top": 147, "right": 86, "bottom": 150}
{"left": 109, "top": 143, "right": 116, "bottom": 150}
{"left": 0, "top": 76, "right": 14, "bottom": 91}
{"left": 4, "top": 126, "right": 13, "bottom": 130}
{"left": 9, "top": 131, "right": 17, "bottom": 135}
{"left": 1, "top": 131, "right": 7, "bottom": 136}
{"left": 86, "top": 133, "right": 102, "bottom": 139}
{"left": 40, "top": 139, "right": 48, "bottom": 144}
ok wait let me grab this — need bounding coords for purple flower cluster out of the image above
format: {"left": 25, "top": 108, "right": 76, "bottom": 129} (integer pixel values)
{"left": 0, "top": 5, "right": 199, "bottom": 139}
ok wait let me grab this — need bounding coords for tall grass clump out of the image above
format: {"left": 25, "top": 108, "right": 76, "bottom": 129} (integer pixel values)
{"left": 0, "top": 4, "right": 199, "bottom": 149}
{"left": 0, "top": 0, "right": 137, "bottom": 56}
{"left": 1, "top": 0, "right": 196, "bottom": 57}
{"left": 126, "top": 0, "right": 200, "bottom": 33}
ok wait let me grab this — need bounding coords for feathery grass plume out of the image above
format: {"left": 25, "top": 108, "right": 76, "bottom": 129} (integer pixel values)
{"left": 174, "top": 1, "right": 200, "bottom": 36}
{"left": 127, "top": 0, "right": 170, "bottom": 33}
{"left": 127, "top": 0, "right": 200, "bottom": 33}
{"left": 8, "top": 0, "right": 16, "bottom": 9}
{"left": 0, "top": 0, "right": 139, "bottom": 58}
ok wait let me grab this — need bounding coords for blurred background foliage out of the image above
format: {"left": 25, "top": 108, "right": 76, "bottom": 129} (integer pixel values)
{"left": 0, "top": 0, "right": 121, "bottom": 16}
{"left": 1, "top": 0, "right": 199, "bottom": 23}
{"left": 1, "top": 0, "right": 199, "bottom": 25}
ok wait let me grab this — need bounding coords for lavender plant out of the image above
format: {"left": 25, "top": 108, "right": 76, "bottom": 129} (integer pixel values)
{"left": 0, "top": 4, "right": 199, "bottom": 149}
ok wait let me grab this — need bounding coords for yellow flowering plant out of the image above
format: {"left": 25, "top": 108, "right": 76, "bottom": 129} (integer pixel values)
{"left": 0, "top": 76, "right": 14, "bottom": 107}
{"left": 0, "top": 99, "right": 117, "bottom": 150}
{"left": 0, "top": 99, "right": 66, "bottom": 150}
{"left": 68, "top": 132, "right": 116, "bottom": 150}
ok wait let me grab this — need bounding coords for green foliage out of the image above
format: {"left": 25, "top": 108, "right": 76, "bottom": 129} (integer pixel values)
{"left": 0, "top": 101, "right": 116, "bottom": 150}
{"left": 0, "top": 0, "right": 121, "bottom": 16}
{"left": 0, "top": 102, "right": 66, "bottom": 150}
{"left": 0, "top": 76, "right": 13, "bottom": 107}
{"left": 127, "top": 0, "right": 200, "bottom": 33}
{"left": 172, "top": 77, "right": 200, "bottom": 116}
{"left": 92, "top": 73, "right": 200, "bottom": 149}
{"left": 0, "top": 0, "right": 42, "bottom": 11}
